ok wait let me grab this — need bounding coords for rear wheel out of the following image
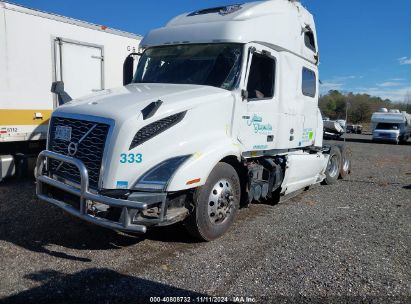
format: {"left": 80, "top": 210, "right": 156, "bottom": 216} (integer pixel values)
{"left": 337, "top": 145, "right": 351, "bottom": 179}
{"left": 184, "top": 162, "right": 240, "bottom": 241}
{"left": 322, "top": 146, "right": 342, "bottom": 185}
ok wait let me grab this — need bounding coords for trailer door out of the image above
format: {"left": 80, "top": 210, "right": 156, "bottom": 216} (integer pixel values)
{"left": 54, "top": 38, "right": 104, "bottom": 100}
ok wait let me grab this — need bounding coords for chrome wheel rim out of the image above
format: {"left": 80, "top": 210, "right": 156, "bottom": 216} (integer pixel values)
{"left": 327, "top": 155, "right": 339, "bottom": 177}
{"left": 342, "top": 157, "right": 350, "bottom": 172}
{"left": 208, "top": 179, "right": 234, "bottom": 225}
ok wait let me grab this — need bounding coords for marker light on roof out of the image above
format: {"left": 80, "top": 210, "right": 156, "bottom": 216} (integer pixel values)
{"left": 219, "top": 5, "right": 242, "bottom": 16}
{"left": 187, "top": 4, "right": 243, "bottom": 17}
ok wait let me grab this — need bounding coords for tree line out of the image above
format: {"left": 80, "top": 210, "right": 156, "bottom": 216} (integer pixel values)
{"left": 319, "top": 90, "right": 411, "bottom": 123}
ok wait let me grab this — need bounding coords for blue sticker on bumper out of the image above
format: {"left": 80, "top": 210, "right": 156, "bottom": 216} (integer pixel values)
{"left": 116, "top": 181, "right": 128, "bottom": 189}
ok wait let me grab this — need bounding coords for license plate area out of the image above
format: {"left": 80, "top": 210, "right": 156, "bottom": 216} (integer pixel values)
{"left": 55, "top": 126, "right": 72, "bottom": 141}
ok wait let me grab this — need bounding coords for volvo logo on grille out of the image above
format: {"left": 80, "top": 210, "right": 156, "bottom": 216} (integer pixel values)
{"left": 64, "top": 123, "right": 98, "bottom": 157}
{"left": 67, "top": 142, "right": 78, "bottom": 156}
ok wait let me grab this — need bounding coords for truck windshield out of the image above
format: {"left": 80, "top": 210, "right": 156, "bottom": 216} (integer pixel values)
{"left": 376, "top": 123, "right": 400, "bottom": 130}
{"left": 133, "top": 44, "right": 243, "bottom": 90}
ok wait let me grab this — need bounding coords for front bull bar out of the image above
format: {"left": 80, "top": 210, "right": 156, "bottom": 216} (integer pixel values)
{"left": 35, "top": 150, "right": 150, "bottom": 233}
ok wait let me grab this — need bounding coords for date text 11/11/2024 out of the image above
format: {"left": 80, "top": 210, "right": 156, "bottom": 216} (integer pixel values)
{"left": 149, "top": 296, "right": 256, "bottom": 303}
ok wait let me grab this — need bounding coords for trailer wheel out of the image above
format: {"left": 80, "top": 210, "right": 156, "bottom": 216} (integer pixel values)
{"left": 184, "top": 162, "right": 240, "bottom": 241}
{"left": 322, "top": 146, "right": 341, "bottom": 185}
{"left": 337, "top": 145, "right": 352, "bottom": 179}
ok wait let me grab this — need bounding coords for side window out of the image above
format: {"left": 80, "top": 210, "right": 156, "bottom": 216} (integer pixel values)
{"left": 246, "top": 52, "right": 275, "bottom": 100}
{"left": 304, "top": 31, "right": 316, "bottom": 52}
{"left": 302, "top": 67, "right": 316, "bottom": 97}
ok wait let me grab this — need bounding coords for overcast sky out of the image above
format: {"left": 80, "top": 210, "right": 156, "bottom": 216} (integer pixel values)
{"left": 12, "top": 0, "right": 411, "bottom": 102}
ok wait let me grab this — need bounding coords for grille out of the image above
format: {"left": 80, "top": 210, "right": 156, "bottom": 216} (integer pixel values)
{"left": 48, "top": 116, "right": 110, "bottom": 189}
{"left": 129, "top": 111, "right": 186, "bottom": 150}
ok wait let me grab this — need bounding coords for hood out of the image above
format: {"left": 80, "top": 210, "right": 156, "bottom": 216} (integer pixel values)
{"left": 53, "top": 83, "right": 230, "bottom": 123}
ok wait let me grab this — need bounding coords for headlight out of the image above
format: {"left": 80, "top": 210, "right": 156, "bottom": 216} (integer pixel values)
{"left": 133, "top": 155, "right": 191, "bottom": 191}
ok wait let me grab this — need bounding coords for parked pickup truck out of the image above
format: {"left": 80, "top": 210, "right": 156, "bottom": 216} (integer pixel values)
{"left": 346, "top": 124, "right": 363, "bottom": 134}
{"left": 35, "top": 0, "right": 350, "bottom": 241}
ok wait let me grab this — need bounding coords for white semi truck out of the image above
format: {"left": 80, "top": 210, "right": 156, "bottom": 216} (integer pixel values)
{"left": 0, "top": 1, "right": 141, "bottom": 181}
{"left": 35, "top": 0, "right": 350, "bottom": 241}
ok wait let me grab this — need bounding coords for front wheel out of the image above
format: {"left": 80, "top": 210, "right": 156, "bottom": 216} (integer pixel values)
{"left": 399, "top": 136, "right": 408, "bottom": 145}
{"left": 184, "top": 162, "right": 240, "bottom": 241}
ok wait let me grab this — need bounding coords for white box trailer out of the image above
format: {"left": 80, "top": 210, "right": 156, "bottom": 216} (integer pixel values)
{"left": 0, "top": 1, "right": 141, "bottom": 180}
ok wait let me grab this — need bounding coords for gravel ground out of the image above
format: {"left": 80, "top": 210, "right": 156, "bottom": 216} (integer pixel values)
{"left": 0, "top": 134, "right": 410, "bottom": 303}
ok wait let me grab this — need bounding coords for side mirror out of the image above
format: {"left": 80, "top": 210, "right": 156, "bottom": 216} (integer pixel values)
{"left": 123, "top": 52, "right": 141, "bottom": 86}
{"left": 51, "top": 81, "right": 72, "bottom": 105}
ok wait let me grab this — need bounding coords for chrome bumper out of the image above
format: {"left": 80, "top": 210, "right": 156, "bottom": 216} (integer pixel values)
{"left": 372, "top": 135, "right": 398, "bottom": 142}
{"left": 35, "top": 150, "right": 161, "bottom": 233}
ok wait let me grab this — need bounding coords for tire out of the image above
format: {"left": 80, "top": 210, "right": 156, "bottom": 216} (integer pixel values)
{"left": 184, "top": 162, "right": 241, "bottom": 241}
{"left": 337, "top": 144, "right": 351, "bottom": 179}
{"left": 322, "top": 146, "right": 342, "bottom": 185}
{"left": 399, "top": 136, "right": 408, "bottom": 145}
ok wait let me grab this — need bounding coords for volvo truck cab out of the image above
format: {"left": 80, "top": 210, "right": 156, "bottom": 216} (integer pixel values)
{"left": 36, "top": 0, "right": 349, "bottom": 241}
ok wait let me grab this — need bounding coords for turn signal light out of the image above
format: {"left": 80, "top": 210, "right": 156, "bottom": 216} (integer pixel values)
{"left": 186, "top": 178, "right": 201, "bottom": 185}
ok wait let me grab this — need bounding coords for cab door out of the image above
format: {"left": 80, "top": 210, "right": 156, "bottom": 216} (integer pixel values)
{"left": 237, "top": 44, "right": 278, "bottom": 152}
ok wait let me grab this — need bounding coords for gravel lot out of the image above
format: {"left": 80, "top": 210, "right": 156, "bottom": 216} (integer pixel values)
{"left": 0, "top": 134, "right": 410, "bottom": 303}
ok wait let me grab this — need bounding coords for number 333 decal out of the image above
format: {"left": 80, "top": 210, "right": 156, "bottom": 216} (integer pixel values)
{"left": 120, "top": 153, "right": 143, "bottom": 164}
